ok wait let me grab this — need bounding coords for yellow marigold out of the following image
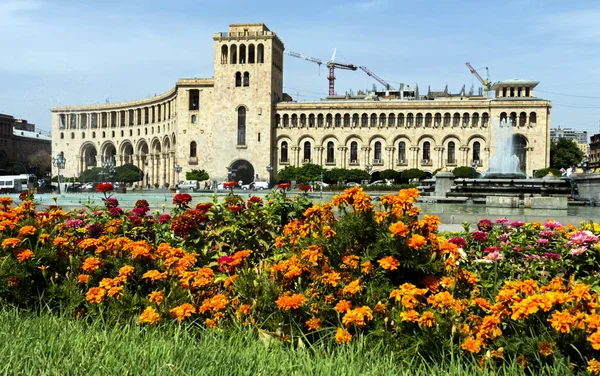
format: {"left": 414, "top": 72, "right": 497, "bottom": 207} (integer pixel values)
{"left": 119, "top": 265, "right": 135, "bottom": 277}
{"left": 374, "top": 211, "right": 390, "bottom": 225}
{"left": 82, "top": 257, "right": 103, "bottom": 272}
{"left": 85, "top": 287, "right": 106, "bottom": 304}
{"left": 378, "top": 256, "right": 400, "bottom": 271}
{"left": 342, "top": 255, "right": 360, "bottom": 269}
{"left": 589, "top": 359, "right": 600, "bottom": 376}
{"left": 418, "top": 311, "right": 436, "bottom": 327}
{"left": 275, "top": 236, "right": 285, "bottom": 249}
{"left": 18, "top": 225, "right": 36, "bottom": 237}
{"left": 569, "top": 283, "right": 593, "bottom": 303}
{"left": 322, "top": 272, "right": 341, "bottom": 287}
{"left": 15, "top": 249, "right": 34, "bottom": 263}
{"left": 374, "top": 302, "right": 386, "bottom": 314}
{"left": 389, "top": 221, "right": 409, "bottom": 238}
{"left": 107, "top": 286, "right": 124, "bottom": 299}
{"left": 140, "top": 306, "right": 161, "bottom": 325}
{"left": 461, "top": 337, "right": 482, "bottom": 353}
{"left": 199, "top": 294, "right": 229, "bottom": 313}
{"left": 39, "top": 233, "right": 50, "bottom": 244}
{"left": 170, "top": 303, "right": 196, "bottom": 322}
{"left": 549, "top": 310, "right": 574, "bottom": 334}
{"left": 335, "top": 327, "right": 352, "bottom": 344}
{"left": 322, "top": 225, "right": 336, "bottom": 239}
{"left": 148, "top": 290, "right": 164, "bottom": 305}
{"left": 306, "top": 317, "right": 321, "bottom": 331}
{"left": 342, "top": 306, "right": 373, "bottom": 328}
{"left": 538, "top": 341, "right": 553, "bottom": 357}
{"left": 142, "top": 270, "right": 167, "bottom": 282}
{"left": 276, "top": 293, "right": 306, "bottom": 311}
{"left": 361, "top": 261, "right": 373, "bottom": 275}
{"left": 53, "top": 237, "right": 68, "bottom": 247}
{"left": 427, "top": 291, "right": 456, "bottom": 313}
{"left": 2, "top": 238, "right": 21, "bottom": 249}
{"left": 301, "top": 245, "right": 322, "bottom": 266}
{"left": 77, "top": 274, "right": 90, "bottom": 284}
{"left": 343, "top": 279, "right": 363, "bottom": 296}
{"left": 407, "top": 234, "right": 427, "bottom": 250}
{"left": 335, "top": 300, "right": 352, "bottom": 313}
{"left": 204, "top": 318, "right": 217, "bottom": 329}
{"left": 589, "top": 330, "right": 600, "bottom": 350}
{"left": 400, "top": 309, "right": 420, "bottom": 322}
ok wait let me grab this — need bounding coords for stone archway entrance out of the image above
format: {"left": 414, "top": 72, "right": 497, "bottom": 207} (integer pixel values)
{"left": 513, "top": 134, "right": 527, "bottom": 173}
{"left": 229, "top": 159, "right": 255, "bottom": 185}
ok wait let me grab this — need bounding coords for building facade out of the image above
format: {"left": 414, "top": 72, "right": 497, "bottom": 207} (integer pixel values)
{"left": 51, "top": 23, "right": 552, "bottom": 185}
{"left": 0, "top": 113, "right": 52, "bottom": 174}
{"left": 590, "top": 134, "right": 600, "bottom": 170}
{"left": 550, "top": 126, "right": 589, "bottom": 158}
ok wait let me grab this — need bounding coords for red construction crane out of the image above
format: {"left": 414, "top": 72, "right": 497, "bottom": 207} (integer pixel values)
{"left": 286, "top": 49, "right": 357, "bottom": 96}
{"left": 465, "top": 62, "right": 491, "bottom": 94}
{"left": 359, "top": 66, "right": 392, "bottom": 90}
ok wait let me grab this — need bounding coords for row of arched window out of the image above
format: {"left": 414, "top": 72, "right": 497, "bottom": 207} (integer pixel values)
{"left": 235, "top": 72, "right": 250, "bottom": 87}
{"left": 60, "top": 123, "right": 171, "bottom": 140}
{"left": 500, "top": 112, "right": 537, "bottom": 127}
{"left": 221, "top": 44, "right": 265, "bottom": 64}
{"left": 275, "top": 112, "right": 498, "bottom": 129}
{"left": 279, "top": 141, "right": 483, "bottom": 166}
{"left": 58, "top": 101, "right": 175, "bottom": 130}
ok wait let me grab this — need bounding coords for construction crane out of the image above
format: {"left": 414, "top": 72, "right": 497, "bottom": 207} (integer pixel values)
{"left": 286, "top": 49, "right": 357, "bottom": 96}
{"left": 465, "top": 62, "right": 491, "bottom": 95}
{"left": 359, "top": 66, "right": 393, "bottom": 91}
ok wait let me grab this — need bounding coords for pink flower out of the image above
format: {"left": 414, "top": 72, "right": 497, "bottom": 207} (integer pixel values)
{"left": 569, "top": 246, "right": 588, "bottom": 256}
{"left": 497, "top": 233, "right": 511, "bottom": 242}
{"left": 539, "top": 230, "right": 556, "bottom": 238}
{"left": 449, "top": 237, "right": 467, "bottom": 248}
{"left": 217, "top": 255, "right": 235, "bottom": 273}
{"left": 477, "top": 219, "right": 493, "bottom": 232}
{"left": 536, "top": 238, "right": 549, "bottom": 246}
{"left": 510, "top": 221, "right": 525, "bottom": 228}
{"left": 544, "top": 220, "right": 562, "bottom": 229}
{"left": 496, "top": 218, "right": 509, "bottom": 224}
{"left": 158, "top": 214, "right": 171, "bottom": 223}
{"left": 568, "top": 231, "right": 599, "bottom": 246}
{"left": 513, "top": 246, "right": 522, "bottom": 252}
{"left": 471, "top": 231, "right": 488, "bottom": 242}
{"left": 544, "top": 252, "right": 561, "bottom": 260}
{"left": 483, "top": 250, "right": 504, "bottom": 262}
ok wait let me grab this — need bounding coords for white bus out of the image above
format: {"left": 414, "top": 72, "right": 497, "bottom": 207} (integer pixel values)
{"left": 0, "top": 174, "right": 36, "bottom": 193}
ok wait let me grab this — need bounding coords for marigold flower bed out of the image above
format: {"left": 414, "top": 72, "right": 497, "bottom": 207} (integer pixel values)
{"left": 1, "top": 189, "right": 600, "bottom": 373}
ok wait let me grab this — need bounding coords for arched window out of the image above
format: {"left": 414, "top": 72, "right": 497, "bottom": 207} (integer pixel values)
{"left": 388, "top": 114, "right": 396, "bottom": 127}
{"left": 443, "top": 113, "right": 451, "bottom": 127}
{"left": 300, "top": 114, "right": 306, "bottom": 127}
{"left": 221, "top": 45, "right": 228, "bottom": 64}
{"left": 529, "top": 112, "right": 537, "bottom": 126}
{"left": 425, "top": 113, "right": 432, "bottom": 127}
{"left": 447, "top": 141, "right": 456, "bottom": 164}
{"left": 303, "top": 141, "right": 311, "bottom": 162}
{"left": 275, "top": 114, "right": 281, "bottom": 127}
{"left": 326, "top": 114, "right": 333, "bottom": 127}
{"left": 281, "top": 141, "right": 288, "bottom": 162}
{"left": 509, "top": 112, "right": 517, "bottom": 126}
{"left": 239, "top": 44, "right": 246, "bottom": 64}
{"left": 374, "top": 141, "right": 382, "bottom": 162}
{"left": 190, "top": 141, "right": 197, "bottom": 158}
{"left": 398, "top": 141, "right": 406, "bottom": 163}
{"left": 519, "top": 112, "right": 526, "bottom": 127}
{"left": 82, "top": 132, "right": 85, "bottom": 139}
{"left": 335, "top": 114, "right": 341, "bottom": 127}
{"left": 283, "top": 114, "right": 289, "bottom": 127}
{"left": 379, "top": 113, "right": 386, "bottom": 127}
{"left": 350, "top": 141, "right": 358, "bottom": 163}
{"left": 453, "top": 113, "right": 460, "bottom": 127}
{"left": 361, "top": 113, "right": 368, "bottom": 127}
{"left": 406, "top": 113, "right": 414, "bottom": 127}
{"left": 235, "top": 72, "right": 242, "bottom": 87}
{"left": 434, "top": 113, "right": 441, "bottom": 127}
{"left": 344, "top": 114, "right": 350, "bottom": 127}
{"left": 473, "top": 141, "right": 481, "bottom": 162}
{"left": 327, "top": 141, "right": 335, "bottom": 163}
{"left": 243, "top": 72, "right": 250, "bottom": 87}
{"left": 237, "top": 107, "right": 246, "bottom": 145}
{"left": 309, "top": 114, "right": 315, "bottom": 127}
{"left": 191, "top": 115, "right": 197, "bottom": 124}
{"left": 230, "top": 45, "right": 237, "bottom": 64}
{"left": 291, "top": 114, "right": 298, "bottom": 127}
{"left": 257, "top": 44, "right": 264, "bottom": 63}
{"left": 462, "top": 113, "right": 470, "bottom": 128}
{"left": 472, "top": 113, "right": 480, "bottom": 127}
{"left": 423, "top": 142, "right": 431, "bottom": 162}
{"left": 415, "top": 113, "right": 423, "bottom": 127}
{"left": 398, "top": 113, "right": 405, "bottom": 127}
{"left": 248, "top": 44, "right": 255, "bottom": 64}
{"left": 317, "top": 114, "right": 324, "bottom": 127}
{"left": 370, "top": 113, "right": 377, "bottom": 127}
{"left": 482, "top": 112, "right": 489, "bottom": 127}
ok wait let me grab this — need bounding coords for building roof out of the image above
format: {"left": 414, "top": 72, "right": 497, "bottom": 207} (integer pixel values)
{"left": 13, "top": 128, "right": 51, "bottom": 141}
{"left": 491, "top": 79, "right": 539, "bottom": 89}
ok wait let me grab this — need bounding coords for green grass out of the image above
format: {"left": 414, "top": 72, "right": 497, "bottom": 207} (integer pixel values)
{"left": 0, "top": 309, "right": 574, "bottom": 376}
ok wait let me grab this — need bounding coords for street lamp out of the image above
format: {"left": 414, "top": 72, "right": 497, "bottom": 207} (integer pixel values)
{"left": 266, "top": 164, "right": 273, "bottom": 184}
{"left": 52, "top": 152, "right": 66, "bottom": 194}
{"left": 226, "top": 166, "right": 232, "bottom": 182}
{"left": 174, "top": 164, "right": 182, "bottom": 186}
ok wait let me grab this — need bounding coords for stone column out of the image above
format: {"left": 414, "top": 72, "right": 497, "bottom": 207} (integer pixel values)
{"left": 292, "top": 146, "right": 300, "bottom": 167}
{"left": 434, "top": 146, "right": 444, "bottom": 170}
{"left": 170, "top": 151, "right": 176, "bottom": 185}
{"left": 338, "top": 147, "right": 347, "bottom": 169}
{"left": 315, "top": 146, "right": 323, "bottom": 166}
{"left": 385, "top": 146, "right": 394, "bottom": 170}
{"left": 410, "top": 147, "right": 419, "bottom": 169}
{"left": 361, "top": 146, "right": 371, "bottom": 166}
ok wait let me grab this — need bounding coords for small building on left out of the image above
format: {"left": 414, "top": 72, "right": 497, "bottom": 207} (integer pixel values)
{"left": 0, "top": 113, "right": 52, "bottom": 177}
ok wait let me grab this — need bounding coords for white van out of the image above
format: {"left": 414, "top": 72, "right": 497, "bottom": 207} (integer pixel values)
{"left": 177, "top": 180, "right": 200, "bottom": 192}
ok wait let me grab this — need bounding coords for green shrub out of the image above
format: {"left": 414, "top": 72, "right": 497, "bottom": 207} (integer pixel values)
{"left": 534, "top": 168, "right": 561, "bottom": 178}
{"left": 451, "top": 166, "right": 480, "bottom": 178}
{"left": 400, "top": 168, "right": 425, "bottom": 181}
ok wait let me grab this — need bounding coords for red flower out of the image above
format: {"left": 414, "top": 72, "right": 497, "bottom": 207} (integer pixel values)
{"left": 223, "top": 181, "right": 238, "bottom": 189}
{"left": 298, "top": 185, "right": 312, "bottom": 192}
{"left": 173, "top": 193, "right": 192, "bottom": 206}
{"left": 96, "top": 183, "right": 113, "bottom": 193}
{"left": 227, "top": 205, "right": 244, "bottom": 214}
{"left": 277, "top": 183, "right": 291, "bottom": 190}
{"left": 247, "top": 196, "right": 263, "bottom": 207}
{"left": 195, "top": 203, "right": 214, "bottom": 213}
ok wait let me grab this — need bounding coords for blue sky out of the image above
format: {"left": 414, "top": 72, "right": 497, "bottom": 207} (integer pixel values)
{"left": 1, "top": 0, "right": 600, "bottom": 136}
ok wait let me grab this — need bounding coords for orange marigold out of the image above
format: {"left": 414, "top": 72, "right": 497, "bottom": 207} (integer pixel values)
{"left": 18, "top": 225, "right": 36, "bottom": 237}
{"left": 335, "top": 300, "right": 352, "bottom": 313}
{"left": 85, "top": 287, "right": 106, "bottom": 304}
{"left": 407, "top": 234, "right": 428, "bottom": 250}
{"left": 239, "top": 304, "right": 252, "bottom": 316}
{"left": 276, "top": 293, "right": 306, "bottom": 311}
{"left": 77, "top": 274, "right": 90, "bottom": 284}
{"left": 361, "top": 261, "right": 373, "bottom": 275}
{"left": 589, "top": 330, "right": 600, "bottom": 350}
{"left": 15, "top": 249, "right": 34, "bottom": 263}
{"left": 199, "top": 294, "right": 229, "bottom": 313}
{"left": 342, "top": 279, "right": 363, "bottom": 296}
{"left": 322, "top": 272, "right": 341, "bottom": 287}
{"left": 322, "top": 226, "right": 336, "bottom": 239}
{"left": 538, "top": 341, "right": 553, "bottom": 357}
{"left": 374, "top": 211, "right": 390, "bottom": 225}
{"left": 378, "top": 256, "right": 400, "bottom": 271}
{"left": 418, "top": 311, "right": 436, "bottom": 327}
{"left": 389, "top": 221, "right": 409, "bottom": 238}
{"left": 589, "top": 359, "right": 600, "bottom": 376}
{"left": 148, "top": 290, "right": 165, "bottom": 305}
{"left": 342, "top": 306, "right": 373, "bottom": 328}
{"left": 400, "top": 309, "right": 419, "bottom": 322}
{"left": 306, "top": 317, "right": 322, "bottom": 331}
{"left": 170, "top": 303, "right": 196, "bottom": 322}
{"left": 142, "top": 270, "right": 167, "bottom": 282}
{"left": 461, "top": 337, "right": 482, "bottom": 353}
{"left": 335, "top": 327, "right": 352, "bottom": 344}
{"left": 107, "top": 286, "right": 124, "bottom": 299}
{"left": 140, "top": 306, "right": 161, "bottom": 325}
{"left": 2, "top": 238, "right": 21, "bottom": 249}
{"left": 8, "top": 276, "right": 19, "bottom": 286}
{"left": 119, "top": 265, "right": 135, "bottom": 277}
{"left": 342, "top": 255, "right": 360, "bottom": 269}
{"left": 82, "top": 257, "right": 103, "bottom": 272}
{"left": 549, "top": 310, "right": 574, "bottom": 334}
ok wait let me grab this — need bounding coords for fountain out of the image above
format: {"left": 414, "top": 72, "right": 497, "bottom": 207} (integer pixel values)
{"left": 482, "top": 119, "right": 527, "bottom": 179}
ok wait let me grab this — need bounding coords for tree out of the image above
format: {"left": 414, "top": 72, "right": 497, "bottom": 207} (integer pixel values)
{"left": 452, "top": 166, "right": 480, "bottom": 178}
{"left": 400, "top": 168, "right": 426, "bottom": 182}
{"left": 114, "top": 163, "right": 143, "bottom": 183}
{"left": 27, "top": 150, "right": 51, "bottom": 177}
{"left": 186, "top": 169, "right": 209, "bottom": 181}
{"left": 379, "top": 169, "right": 400, "bottom": 183}
{"left": 276, "top": 166, "right": 298, "bottom": 183}
{"left": 550, "top": 139, "right": 584, "bottom": 169}
{"left": 79, "top": 167, "right": 103, "bottom": 183}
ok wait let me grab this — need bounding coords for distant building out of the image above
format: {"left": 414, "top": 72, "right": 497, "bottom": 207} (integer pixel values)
{"left": 0, "top": 113, "right": 52, "bottom": 174}
{"left": 590, "top": 134, "right": 600, "bottom": 170}
{"left": 550, "top": 126, "right": 589, "bottom": 159}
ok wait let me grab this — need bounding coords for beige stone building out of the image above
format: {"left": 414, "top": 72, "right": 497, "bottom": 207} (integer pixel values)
{"left": 51, "top": 23, "right": 552, "bottom": 185}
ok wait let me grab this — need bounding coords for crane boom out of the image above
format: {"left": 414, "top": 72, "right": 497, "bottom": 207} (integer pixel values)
{"left": 359, "top": 66, "right": 392, "bottom": 90}
{"left": 465, "top": 62, "right": 485, "bottom": 86}
{"left": 286, "top": 49, "right": 357, "bottom": 96}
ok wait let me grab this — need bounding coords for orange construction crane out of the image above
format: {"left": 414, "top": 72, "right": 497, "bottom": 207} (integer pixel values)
{"left": 286, "top": 49, "right": 357, "bottom": 96}
{"left": 465, "top": 62, "right": 491, "bottom": 95}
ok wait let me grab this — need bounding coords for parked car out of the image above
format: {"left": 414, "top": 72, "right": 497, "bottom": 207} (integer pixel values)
{"left": 368, "top": 179, "right": 393, "bottom": 186}
{"left": 313, "top": 181, "right": 329, "bottom": 188}
{"left": 177, "top": 180, "right": 200, "bottom": 192}
{"left": 241, "top": 181, "right": 269, "bottom": 190}
{"left": 345, "top": 182, "right": 360, "bottom": 187}
{"left": 37, "top": 184, "right": 58, "bottom": 193}
{"left": 66, "top": 183, "right": 84, "bottom": 193}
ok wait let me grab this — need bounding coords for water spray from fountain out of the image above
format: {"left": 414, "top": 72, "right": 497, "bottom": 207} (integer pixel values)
{"left": 482, "top": 118, "right": 527, "bottom": 179}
